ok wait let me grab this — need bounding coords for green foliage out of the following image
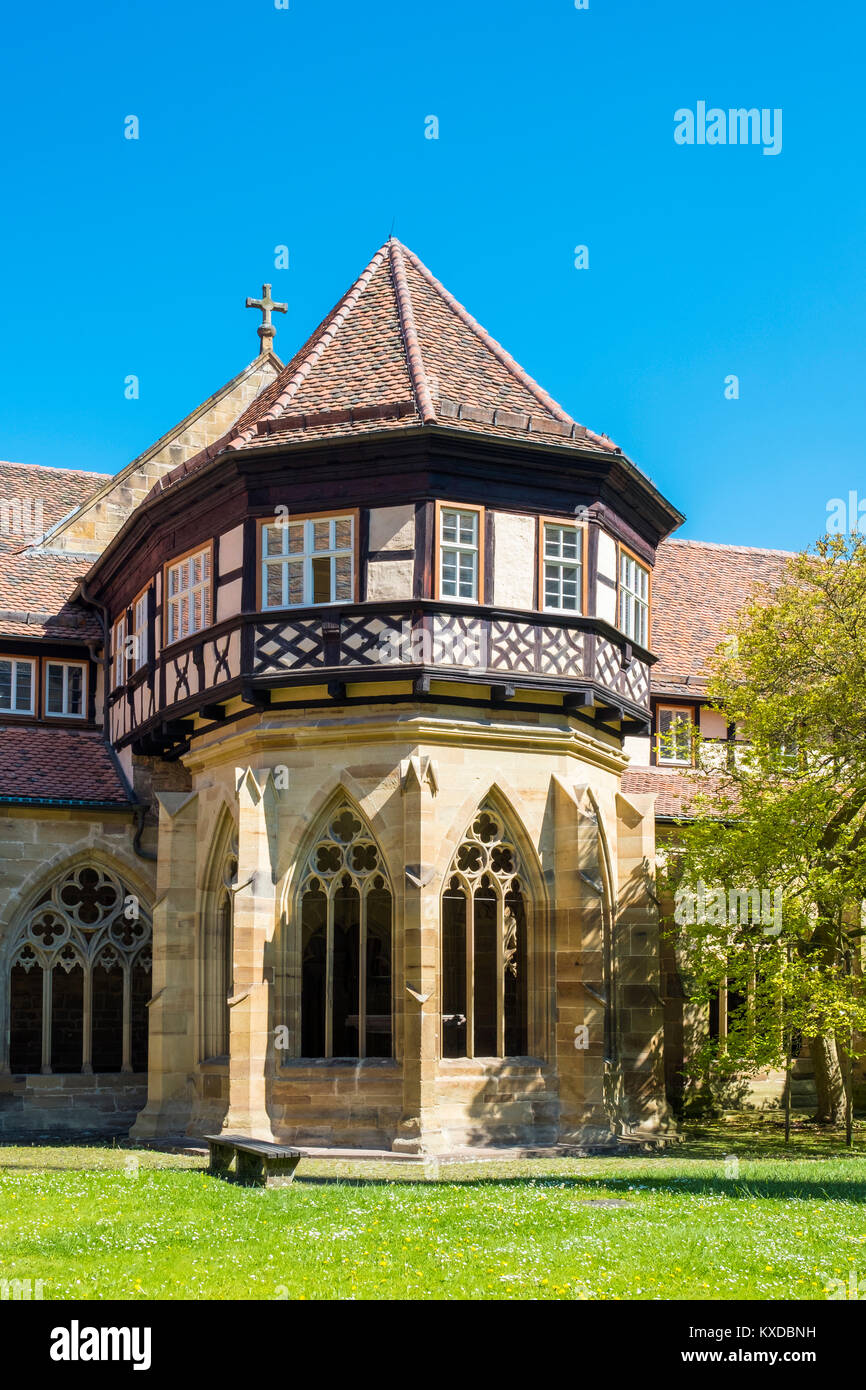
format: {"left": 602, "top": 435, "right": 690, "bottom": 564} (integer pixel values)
{"left": 660, "top": 534, "right": 866, "bottom": 1083}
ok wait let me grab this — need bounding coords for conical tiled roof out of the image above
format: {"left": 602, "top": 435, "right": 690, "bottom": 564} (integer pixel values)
{"left": 149, "top": 239, "right": 620, "bottom": 498}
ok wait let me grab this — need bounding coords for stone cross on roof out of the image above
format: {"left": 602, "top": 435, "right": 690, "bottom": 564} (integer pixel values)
{"left": 245, "top": 283, "right": 287, "bottom": 354}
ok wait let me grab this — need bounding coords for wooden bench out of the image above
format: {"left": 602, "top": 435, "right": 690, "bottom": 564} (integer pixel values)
{"left": 204, "top": 1134, "right": 302, "bottom": 1188}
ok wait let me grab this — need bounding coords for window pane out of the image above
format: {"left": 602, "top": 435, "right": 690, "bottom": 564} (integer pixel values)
{"left": 442, "top": 511, "right": 459, "bottom": 544}
{"left": 335, "top": 517, "right": 353, "bottom": 550}
{"left": 312, "top": 555, "right": 332, "bottom": 604}
{"left": 301, "top": 883, "right": 327, "bottom": 1057}
{"left": 0, "top": 660, "right": 11, "bottom": 711}
{"left": 264, "top": 524, "right": 285, "bottom": 557}
{"left": 15, "top": 662, "right": 32, "bottom": 712}
{"left": 67, "top": 667, "right": 83, "bottom": 716}
{"left": 473, "top": 881, "right": 498, "bottom": 1057}
{"left": 334, "top": 554, "right": 353, "bottom": 601}
{"left": 365, "top": 886, "right": 392, "bottom": 1058}
{"left": 51, "top": 961, "right": 84, "bottom": 1073}
{"left": 442, "top": 879, "right": 467, "bottom": 1058}
{"left": 312, "top": 520, "right": 331, "bottom": 552}
{"left": 287, "top": 560, "right": 304, "bottom": 606}
{"left": 287, "top": 523, "right": 304, "bottom": 554}
{"left": 332, "top": 878, "right": 360, "bottom": 1057}
{"left": 504, "top": 886, "right": 527, "bottom": 1057}
{"left": 47, "top": 664, "right": 64, "bottom": 713}
{"left": 266, "top": 562, "right": 284, "bottom": 608}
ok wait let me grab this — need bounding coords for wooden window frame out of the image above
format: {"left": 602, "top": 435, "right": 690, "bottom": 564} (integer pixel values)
{"left": 0, "top": 653, "right": 37, "bottom": 718}
{"left": 537, "top": 516, "right": 588, "bottom": 615}
{"left": 131, "top": 584, "right": 150, "bottom": 672}
{"left": 43, "top": 659, "right": 88, "bottom": 721}
{"left": 434, "top": 501, "right": 485, "bottom": 604}
{"left": 111, "top": 613, "right": 127, "bottom": 690}
{"left": 162, "top": 541, "right": 214, "bottom": 649}
{"left": 655, "top": 703, "right": 696, "bottom": 767}
{"left": 256, "top": 510, "right": 360, "bottom": 612}
{"left": 617, "top": 541, "right": 652, "bottom": 647}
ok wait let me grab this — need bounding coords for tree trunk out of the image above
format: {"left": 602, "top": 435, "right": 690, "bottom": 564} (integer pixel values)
{"left": 810, "top": 1034, "right": 845, "bottom": 1124}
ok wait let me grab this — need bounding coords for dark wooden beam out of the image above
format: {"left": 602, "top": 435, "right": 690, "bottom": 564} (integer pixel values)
{"left": 327, "top": 680, "right": 346, "bottom": 700}
{"left": 621, "top": 717, "right": 651, "bottom": 737}
{"left": 594, "top": 702, "right": 623, "bottom": 726}
{"left": 241, "top": 683, "right": 271, "bottom": 710}
{"left": 490, "top": 682, "right": 516, "bottom": 701}
{"left": 413, "top": 674, "right": 431, "bottom": 695}
{"left": 200, "top": 703, "right": 227, "bottom": 722}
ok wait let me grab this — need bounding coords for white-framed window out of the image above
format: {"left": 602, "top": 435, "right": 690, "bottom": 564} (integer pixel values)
{"left": 439, "top": 507, "right": 479, "bottom": 601}
{"left": 656, "top": 705, "right": 694, "bottom": 766}
{"left": 0, "top": 657, "right": 35, "bottom": 715}
{"left": 44, "top": 661, "right": 86, "bottom": 719}
{"left": 619, "top": 549, "right": 650, "bottom": 646}
{"left": 542, "top": 522, "right": 583, "bottom": 612}
{"left": 261, "top": 515, "right": 354, "bottom": 609}
{"left": 132, "top": 589, "right": 149, "bottom": 670}
{"left": 166, "top": 547, "right": 212, "bottom": 644}
{"left": 112, "top": 614, "right": 127, "bottom": 689}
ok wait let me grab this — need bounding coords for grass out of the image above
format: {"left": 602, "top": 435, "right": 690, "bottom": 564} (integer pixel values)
{"left": 1, "top": 1118, "right": 865, "bottom": 1301}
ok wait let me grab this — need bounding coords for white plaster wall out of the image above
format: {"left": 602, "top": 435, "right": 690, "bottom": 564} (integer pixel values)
{"left": 492, "top": 512, "right": 535, "bottom": 610}
{"left": 596, "top": 530, "right": 618, "bottom": 625}
{"left": 366, "top": 559, "right": 414, "bottom": 601}
{"left": 369, "top": 505, "right": 415, "bottom": 552}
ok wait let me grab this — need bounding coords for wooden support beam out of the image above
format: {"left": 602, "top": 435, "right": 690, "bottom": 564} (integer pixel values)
{"left": 200, "top": 703, "right": 227, "bottom": 722}
{"left": 241, "top": 683, "right": 271, "bottom": 710}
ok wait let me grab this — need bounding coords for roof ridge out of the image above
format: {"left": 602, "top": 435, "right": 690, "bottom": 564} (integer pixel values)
{"left": 664, "top": 538, "right": 797, "bottom": 557}
{"left": 0, "top": 460, "right": 109, "bottom": 478}
{"left": 397, "top": 240, "right": 573, "bottom": 426}
{"left": 228, "top": 245, "right": 391, "bottom": 450}
{"left": 388, "top": 238, "right": 437, "bottom": 424}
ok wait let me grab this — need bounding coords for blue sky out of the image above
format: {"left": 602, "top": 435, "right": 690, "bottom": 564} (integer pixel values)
{"left": 0, "top": 0, "right": 862, "bottom": 549}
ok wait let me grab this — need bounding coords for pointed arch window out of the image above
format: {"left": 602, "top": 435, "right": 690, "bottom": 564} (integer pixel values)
{"left": 202, "top": 837, "right": 237, "bottom": 1061}
{"left": 442, "top": 807, "right": 529, "bottom": 1059}
{"left": 5, "top": 865, "right": 151, "bottom": 1075}
{"left": 297, "top": 806, "right": 392, "bottom": 1059}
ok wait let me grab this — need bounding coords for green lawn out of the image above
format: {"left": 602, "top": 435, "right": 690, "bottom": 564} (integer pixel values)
{"left": 1, "top": 1119, "right": 864, "bottom": 1300}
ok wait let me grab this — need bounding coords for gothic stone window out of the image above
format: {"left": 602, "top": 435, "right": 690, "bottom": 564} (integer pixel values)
{"left": 442, "top": 806, "right": 529, "bottom": 1059}
{"left": 202, "top": 837, "right": 237, "bottom": 1061}
{"left": 7, "top": 865, "right": 152, "bottom": 1075}
{"left": 297, "top": 805, "right": 392, "bottom": 1059}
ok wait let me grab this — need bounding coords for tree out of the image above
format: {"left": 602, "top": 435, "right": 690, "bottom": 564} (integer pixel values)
{"left": 661, "top": 534, "right": 866, "bottom": 1127}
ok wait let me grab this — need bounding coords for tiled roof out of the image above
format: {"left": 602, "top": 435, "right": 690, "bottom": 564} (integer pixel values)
{"left": 0, "top": 462, "right": 108, "bottom": 640}
{"left": 0, "top": 727, "right": 131, "bottom": 805}
{"left": 650, "top": 538, "right": 793, "bottom": 694}
{"left": 621, "top": 765, "right": 729, "bottom": 819}
{"left": 148, "top": 239, "right": 624, "bottom": 498}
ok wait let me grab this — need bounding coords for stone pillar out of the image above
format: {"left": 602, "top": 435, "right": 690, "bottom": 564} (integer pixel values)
{"left": 393, "top": 755, "right": 443, "bottom": 1154}
{"left": 551, "top": 777, "right": 612, "bottom": 1145}
{"left": 614, "top": 791, "right": 672, "bottom": 1137}
{"left": 130, "top": 792, "right": 199, "bottom": 1140}
{"left": 221, "top": 768, "right": 279, "bottom": 1140}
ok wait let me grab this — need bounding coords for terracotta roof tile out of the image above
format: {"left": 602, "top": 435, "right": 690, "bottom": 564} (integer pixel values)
{"left": 0, "top": 463, "right": 108, "bottom": 640}
{"left": 0, "top": 727, "right": 131, "bottom": 804}
{"left": 651, "top": 538, "right": 793, "bottom": 693}
{"left": 621, "top": 764, "right": 729, "bottom": 819}
{"left": 148, "top": 239, "right": 622, "bottom": 499}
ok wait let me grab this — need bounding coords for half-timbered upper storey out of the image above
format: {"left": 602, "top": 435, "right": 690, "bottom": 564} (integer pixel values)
{"left": 77, "top": 239, "right": 684, "bottom": 765}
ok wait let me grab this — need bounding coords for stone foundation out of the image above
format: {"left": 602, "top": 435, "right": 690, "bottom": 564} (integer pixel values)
{"left": 0, "top": 1074, "right": 148, "bottom": 1139}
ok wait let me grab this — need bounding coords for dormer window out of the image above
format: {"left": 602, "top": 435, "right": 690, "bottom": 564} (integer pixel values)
{"left": 0, "top": 657, "right": 35, "bottom": 715}
{"left": 619, "top": 547, "right": 650, "bottom": 646}
{"left": 437, "top": 504, "right": 482, "bottom": 602}
{"left": 656, "top": 705, "right": 694, "bottom": 765}
{"left": 541, "top": 520, "right": 583, "bottom": 613}
{"left": 165, "top": 545, "right": 212, "bottom": 645}
{"left": 44, "top": 660, "right": 87, "bottom": 719}
{"left": 260, "top": 513, "right": 355, "bottom": 609}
